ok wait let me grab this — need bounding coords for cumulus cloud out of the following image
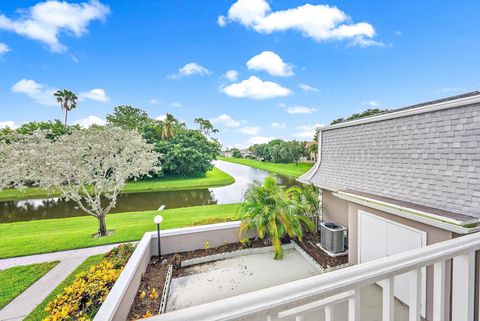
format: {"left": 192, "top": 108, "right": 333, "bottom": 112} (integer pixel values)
{"left": 79, "top": 88, "right": 109, "bottom": 103}
{"left": 286, "top": 105, "right": 317, "bottom": 114}
{"left": 11, "top": 79, "right": 57, "bottom": 106}
{"left": 222, "top": 76, "right": 292, "bottom": 99}
{"left": 247, "top": 136, "right": 275, "bottom": 145}
{"left": 224, "top": 69, "right": 239, "bottom": 82}
{"left": 171, "top": 102, "right": 183, "bottom": 107}
{"left": 219, "top": 0, "right": 379, "bottom": 46}
{"left": 294, "top": 123, "right": 323, "bottom": 139}
{"left": 298, "top": 83, "right": 319, "bottom": 93}
{"left": 149, "top": 98, "right": 159, "bottom": 105}
{"left": 271, "top": 122, "right": 286, "bottom": 129}
{"left": 364, "top": 100, "right": 379, "bottom": 107}
{"left": 238, "top": 126, "right": 261, "bottom": 135}
{"left": 246, "top": 51, "right": 293, "bottom": 77}
{"left": 168, "top": 62, "right": 210, "bottom": 79}
{"left": 217, "top": 15, "right": 227, "bottom": 27}
{"left": 212, "top": 114, "right": 242, "bottom": 128}
{"left": 156, "top": 114, "right": 166, "bottom": 121}
{"left": 0, "top": 121, "right": 19, "bottom": 129}
{"left": 74, "top": 115, "right": 106, "bottom": 128}
{"left": 0, "top": 0, "right": 110, "bottom": 52}
{"left": 0, "top": 42, "right": 10, "bottom": 56}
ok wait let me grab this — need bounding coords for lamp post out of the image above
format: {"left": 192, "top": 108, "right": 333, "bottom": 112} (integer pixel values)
{"left": 154, "top": 205, "right": 165, "bottom": 261}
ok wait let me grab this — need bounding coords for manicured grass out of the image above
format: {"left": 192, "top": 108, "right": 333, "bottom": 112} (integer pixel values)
{"left": 0, "top": 203, "right": 241, "bottom": 259}
{"left": 219, "top": 157, "right": 313, "bottom": 178}
{"left": 24, "top": 255, "right": 104, "bottom": 321}
{"left": 0, "top": 261, "right": 59, "bottom": 309}
{"left": 0, "top": 167, "right": 234, "bottom": 201}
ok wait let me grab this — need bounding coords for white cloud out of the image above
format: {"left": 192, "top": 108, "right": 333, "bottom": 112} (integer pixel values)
{"left": 218, "top": 15, "right": 227, "bottom": 27}
{"left": 364, "top": 100, "right": 379, "bottom": 107}
{"left": 271, "top": 122, "right": 286, "bottom": 129}
{"left": 247, "top": 136, "right": 275, "bottom": 145}
{"left": 350, "top": 37, "right": 384, "bottom": 47}
{"left": 286, "top": 105, "right": 317, "bottom": 114}
{"left": 11, "top": 79, "right": 57, "bottom": 106}
{"left": 149, "top": 98, "right": 159, "bottom": 104}
{"left": 74, "top": 115, "right": 106, "bottom": 128}
{"left": 0, "top": 42, "right": 10, "bottom": 56}
{"left": 298, "top": 83, "right": 319, "bottom": 93}
{"left": 246, "top": 51, "right": 293, "bottom": 77}
{"left": 156, "top": 114, "right": 166, "bottom": 121}
{"left": 220, "top": 0, "right": 379, "bottom": 46}
{"left": 0, "top": 0, "right": 110, "bottom": 52}
{"left": 168, "top": 62, "right": 210, "bottom": 79}
{"left": 171, "top": 102, "right": 183, "bottom": 107}
{"left": 394, "top": 31, "right": 402, "bottom": 36}
{"left": 222, "top": 76, "right": 292, "bottom": 99}
{"left": 435, "top": 87, "right": 465, "bottom": 94}
{"left": 294, "top": 123, "right": 323, "bottom": 139}
{"left": 212, "top": 114, "right": 242, "bottom": 127}
{"left": 79, "top": 88, "right": 109, "bottom": 103}
{"left": 238, "top": 126, "right": 261, "bottom": 135}
{"left": 224, "top": 69, "right": 239, "bottom": 82}
{"left": 0, "top": 121, "right": 19, "bottom": 129}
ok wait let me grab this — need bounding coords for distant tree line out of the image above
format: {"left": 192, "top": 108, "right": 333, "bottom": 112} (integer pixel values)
{"left": 249, "top": 139, "right": 308, "bottom": 164}
{"left": 330, "top": 108, "right": 388, "bottom": 125}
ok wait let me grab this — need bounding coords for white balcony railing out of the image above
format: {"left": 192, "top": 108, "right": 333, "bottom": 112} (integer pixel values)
{"left": 152, "top": 232, "right": 480, "bottom": 321}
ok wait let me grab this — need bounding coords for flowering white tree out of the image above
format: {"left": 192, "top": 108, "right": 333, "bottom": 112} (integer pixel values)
{"left": 0, "top": 127, "right": 160, "bottom": 236}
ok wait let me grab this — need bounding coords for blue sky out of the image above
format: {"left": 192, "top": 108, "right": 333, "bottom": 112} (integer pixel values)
{"left": 1, "top": 0, "right": 479, "bottom": 148}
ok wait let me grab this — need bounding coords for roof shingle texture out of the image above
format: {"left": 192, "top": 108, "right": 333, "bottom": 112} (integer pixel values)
{"left": 307, "top": 103, "right": 480, "bottom": 218}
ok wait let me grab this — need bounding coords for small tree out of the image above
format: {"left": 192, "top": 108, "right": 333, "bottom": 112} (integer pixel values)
{"left": 0, "top": 127, "right": 160, "bottom": 236}
{"left": 54, "top": 89, "right": 78, "bottom": 129}
{"left": 231, "top": 148, "right": 242, "bottom": 158}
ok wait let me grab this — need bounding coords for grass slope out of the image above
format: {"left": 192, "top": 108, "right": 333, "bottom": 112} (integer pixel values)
{"left": 0, "top": 167, "right": 234, "bottom": 201}
{"left": 0, "top": 203, "right": 240, "bottom": 259}
{"left": 0, "top": 261, "right": 59, "bottom": 309}
{"left": 219, "top": 157, "right": 313, "bottom": 178}
{"left": 24, "top": 255, "right": 104, "bottom": 321}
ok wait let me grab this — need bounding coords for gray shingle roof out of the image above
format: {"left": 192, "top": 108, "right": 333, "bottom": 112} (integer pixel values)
{"left": 302, "top": 95, "right": 480, "bottom": 219}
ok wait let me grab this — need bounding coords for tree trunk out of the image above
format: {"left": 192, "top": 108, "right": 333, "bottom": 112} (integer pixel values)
{"left": 98, "top": 215, "right": 108, "bottom": 236}
{"left": 64, "top": 110, "right": 68, "bottom": 129}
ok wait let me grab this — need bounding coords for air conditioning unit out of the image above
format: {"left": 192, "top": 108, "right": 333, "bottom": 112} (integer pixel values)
{"left": 320, "top": 221, "right": 347, "bottom": 254}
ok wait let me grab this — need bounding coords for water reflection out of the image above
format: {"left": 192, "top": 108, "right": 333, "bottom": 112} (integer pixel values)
{"left": 0, "top": 160, "right": 299, "bottom": 223}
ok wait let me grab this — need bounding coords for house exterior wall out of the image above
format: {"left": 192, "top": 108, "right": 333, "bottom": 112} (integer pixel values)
{"left": 321, "top": 189, "right": 454, "bottom": 320}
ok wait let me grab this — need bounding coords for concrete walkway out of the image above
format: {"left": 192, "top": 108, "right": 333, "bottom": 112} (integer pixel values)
{"left": 0, "top": 243, "right": 123, "bottom": 321}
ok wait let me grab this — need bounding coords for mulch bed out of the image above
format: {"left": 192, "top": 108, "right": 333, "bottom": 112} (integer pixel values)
{"left": 127, "top": 234, "right": 347, "bottom": 320}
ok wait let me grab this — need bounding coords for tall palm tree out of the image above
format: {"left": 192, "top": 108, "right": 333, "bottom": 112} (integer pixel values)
{"left": 238, "top": 176, "right": 314, "bottom": 259}
{"left": 54, "top": 89, "right": 78, "bottom": 129}
{"left": 292, "top": 183, "right": 322, "bottom": 229}
{"left": 161, "top": 113, "right": 177, "bottom": 140}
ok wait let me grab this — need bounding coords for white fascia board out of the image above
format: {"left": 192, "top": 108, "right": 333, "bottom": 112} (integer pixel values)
{"left": 317, "top": 94, "right": 480, "bottom": 132}
{"left": 333, "top": 191, "right": 480, "bottom": 234}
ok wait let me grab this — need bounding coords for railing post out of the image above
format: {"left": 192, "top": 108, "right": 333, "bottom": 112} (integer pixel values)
{"left": 433, "top": 261, "right": 446, "bottom": 321}
{"left": 348, "top": 288, "right": 360, "bottom": 321}
{"left": 382, "top": 277, "right": 394, "bottom": 321}
{"left": 325, "top": 305, "right": 333, "bottom": 321}
{"left": 409, "top": 269, "right": 422, "bottom": 321}
{"left": 452, "top": 251, "right": 475, "bottom": 321}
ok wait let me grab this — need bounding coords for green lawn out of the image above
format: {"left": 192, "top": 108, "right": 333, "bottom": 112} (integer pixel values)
{"left": 24, "top": 255, "right": 104, "bottom": 321}
{"left": 219, "top": 157, "right": 313, "bottom": 178}
{"left": 0, "top": 261, "right": 59, "bottom": 309}
{"left": 0, "top": 167, "right": 234, "bottom": 201}
{"left": 0, "top": 203, "right": 241, "bottom": 259}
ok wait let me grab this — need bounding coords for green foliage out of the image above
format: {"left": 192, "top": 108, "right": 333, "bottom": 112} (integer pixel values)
{"left": 238, "top": 176, "right": 314, "bottom": 259}
{"left": 155, "top": 130, "right": 220, "bottom": 176}
{"left": 106, "top": 105, "right": 152, "bottom": 130}
{"left": 230, "top": 148, "right": 242, "bottom": 158}
{"left": 54, "top": 89, "right": 78, "bottom": 128}
{"left": 194, "top": 117, "right": 219, "bottom": 136}
{"left": 249, "top": 139, "right": 307, "bottom": 164}
{"left": 218, "top": 157, "right": 313, "bottom": 178}
{"left": 330, "top": 108, "right": 388, "bottom": 125}
{"left": 0, "top": 261, "right": 59, "bottom": 309}
{"left": 0, "top": 120, "right": 80, "bottom": 142}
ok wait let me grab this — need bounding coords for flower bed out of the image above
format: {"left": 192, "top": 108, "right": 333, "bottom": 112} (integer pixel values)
{"left": 42, "top": 244, "right": 135, "bottom": 321}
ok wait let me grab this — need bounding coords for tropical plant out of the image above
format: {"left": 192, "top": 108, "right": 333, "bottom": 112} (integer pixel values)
{"left": 106, "top": 105, "right": 152, "bottom": 130}
{"left": 54, "top": 90, "right": 78, "bottom": 129}
{"left": 161, "top": 113, "right": 178, "bottom": 140}
{"left": 330, "top": 108, "right": 388, "bottom": 125}
{"left": 292, "top": 183, "right": 321, "bottom": 228}
{"left": 238, "top": 176, "right": 314, "bottom": 259}
{"left": 194, "top": 117, "right": 219, "bottom": 136}
{"left": 0, "top": 127, "right": 160, "bottom": 236}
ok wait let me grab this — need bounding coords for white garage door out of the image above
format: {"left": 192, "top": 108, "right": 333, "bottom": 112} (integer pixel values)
{"left": 359, "top": 210, "right": 426, "bottom": 316}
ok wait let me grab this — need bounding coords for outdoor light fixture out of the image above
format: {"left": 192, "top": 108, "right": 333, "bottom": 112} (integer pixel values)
{"left": 154, "top": 209, "right": 164, "bottom": 261}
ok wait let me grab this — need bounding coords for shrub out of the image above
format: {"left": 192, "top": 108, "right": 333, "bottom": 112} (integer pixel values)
{"left": 43, "top": 244, "right": 135, "bottom": 321}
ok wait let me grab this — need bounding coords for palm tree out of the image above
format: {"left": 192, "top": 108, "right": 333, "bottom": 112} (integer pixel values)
{"left": 292, "top": 183, "right": 322, "bottom": 229}
{"left": 161, "top": 113, "right": 177, "bottom": 140}
{"left": 54, "top": 89, "right": 78, "bottom": 129}
{"left": 238, "top": 176, "right": 314, "bottom": 259}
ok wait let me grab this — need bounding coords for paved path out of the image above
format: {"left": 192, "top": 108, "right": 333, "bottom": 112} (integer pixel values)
{"left": 0, "top": 243, "right": 123, "bottom": 321}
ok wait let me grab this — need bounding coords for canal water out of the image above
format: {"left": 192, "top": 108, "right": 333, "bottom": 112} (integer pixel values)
{"left": 0, "top": 160, "right": 299, "bottom": 223}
